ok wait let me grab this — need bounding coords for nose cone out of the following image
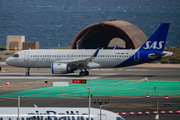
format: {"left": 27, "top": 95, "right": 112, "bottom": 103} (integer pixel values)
{"left": 5, "top": 57, "right": 11, "bottom": 65}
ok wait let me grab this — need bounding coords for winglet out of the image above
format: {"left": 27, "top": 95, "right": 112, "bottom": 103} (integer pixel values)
{"left": 114, "top": 45, "right": 118, "bottom": 50}
{"left": 92, "top": 47, "right": 101, "bottom": 57}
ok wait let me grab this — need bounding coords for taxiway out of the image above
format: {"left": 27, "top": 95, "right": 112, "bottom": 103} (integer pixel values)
{"left": 0, "top": 57, "right": 180, "bottom": 120}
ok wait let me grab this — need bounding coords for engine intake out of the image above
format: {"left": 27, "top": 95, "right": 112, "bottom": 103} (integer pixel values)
{"left": 51, "top": 63, "right": 72, "bottom": 74}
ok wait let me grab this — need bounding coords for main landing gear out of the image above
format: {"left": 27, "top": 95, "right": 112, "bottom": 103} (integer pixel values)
{"left": 79, "top": 69, "right": 89, "bottom": 76}
{"left": 26, "top": 68, "right": 30, "bottom": 76}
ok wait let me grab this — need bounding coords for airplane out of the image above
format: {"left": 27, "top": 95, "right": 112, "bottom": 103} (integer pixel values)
{"left": 0, "top": 107, "right": 125, "bottom": 120}
{"left": 5, "top": 23, "right": 173, "bottom": 76}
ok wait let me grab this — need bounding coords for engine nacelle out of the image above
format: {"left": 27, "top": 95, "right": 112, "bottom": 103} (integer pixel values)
{"left": 51, "top": 63, "right": 72, "bottom": 74}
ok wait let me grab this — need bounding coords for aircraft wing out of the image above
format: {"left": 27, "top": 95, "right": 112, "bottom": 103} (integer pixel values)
{"left": 148, "top": 53, "right": 167, "bottom": 59}
{"left": 54, "top": 47, "right": 100, "bottom": 69}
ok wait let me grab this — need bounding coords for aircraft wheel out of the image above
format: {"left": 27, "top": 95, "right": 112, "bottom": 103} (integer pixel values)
{"left": 26, "top": 72, "right": 30, "bottom": 76}
{"left": 79, "top": 71, "right": 84, "bottom": 76}
{"left": 84, "top": 71, "right": 89, "bottom": 76}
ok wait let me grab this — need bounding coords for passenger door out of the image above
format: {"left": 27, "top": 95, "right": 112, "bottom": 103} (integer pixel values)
{"left": 24, "top": 51, "right": 29, "bottom": 61}
{"left": 134, "top": 51, "right": 139, "bottom": 61}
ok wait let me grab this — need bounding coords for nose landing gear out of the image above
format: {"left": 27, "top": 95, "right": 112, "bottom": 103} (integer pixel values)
{"left": 26, "top": 68, "right": 30, "bottom": 76}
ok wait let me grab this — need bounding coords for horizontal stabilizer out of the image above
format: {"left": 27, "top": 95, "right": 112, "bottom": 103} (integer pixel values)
{"left": 148, "top": 53, "right": 166, "bottom": 59}
{"left": 148, "top": 51, "right": 173, "bottom": 59}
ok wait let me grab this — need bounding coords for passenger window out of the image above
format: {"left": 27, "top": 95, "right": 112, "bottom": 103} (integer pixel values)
{"left": 22, "top": 117, "right": 24, "bottom": 120}
{"left": 0, "top": 118, "right": 3, "bottom": 120}
{"left": 12, "top": 54, "right": 19, "bottom": 58}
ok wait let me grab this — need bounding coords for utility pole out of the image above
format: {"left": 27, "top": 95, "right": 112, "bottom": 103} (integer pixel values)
{"left": 87, "top": 88, "right": 91, "bottom": 120}
{"left": 18, "top": 96, "right": 20, "bottom": 120}
{"left": 155, "top": 101, "right": 159, "bottom": 120}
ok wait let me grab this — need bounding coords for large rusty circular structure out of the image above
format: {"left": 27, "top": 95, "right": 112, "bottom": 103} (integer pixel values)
{"left": 70, "top": 20, "right": 147, "bottom": 49}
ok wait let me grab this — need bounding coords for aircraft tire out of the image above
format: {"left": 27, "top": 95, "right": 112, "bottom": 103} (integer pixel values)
{"left": 84, "top": 71, "right": 89, "bottom": 76}
{"left": 26, "top": 72, "right": 30, "bottom": 76}
{"left": 79, "top": 71, "right": 84, "bottom": 76}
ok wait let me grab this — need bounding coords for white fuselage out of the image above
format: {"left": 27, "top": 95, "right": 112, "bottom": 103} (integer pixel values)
{"left": 6, "top": 49, "right": 136, "bottom": 68}
{"left": 0, "top": 107, "right": 125, "bottom": 120}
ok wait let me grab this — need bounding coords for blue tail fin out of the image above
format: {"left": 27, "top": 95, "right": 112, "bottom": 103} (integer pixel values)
{"left": 139, "top": 23, "right": 170, "bottom": 52}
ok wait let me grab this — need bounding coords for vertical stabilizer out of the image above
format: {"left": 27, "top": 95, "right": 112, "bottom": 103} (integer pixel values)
{"left": 139, "top": 23, "right": 170, "bottom": 52}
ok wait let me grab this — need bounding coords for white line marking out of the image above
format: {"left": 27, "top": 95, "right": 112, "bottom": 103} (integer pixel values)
{"left": 0, "top": 73, "right": 120, "bottom": 79}
{"left": 125, "top": 69, "right": 149, "bottom": 71}
{"left": 0, "top": 62, "right": 6, "bottom": 65}
{"left": 90, "top": 69, "right": 114, "bottom": 71}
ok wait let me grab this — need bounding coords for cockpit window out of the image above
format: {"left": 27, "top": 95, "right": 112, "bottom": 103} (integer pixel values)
{"left": 116, "top": 117, "right": 125, "bottom": 120}
{"left": 12, "top": 54, "right": 19, "bottom": 57}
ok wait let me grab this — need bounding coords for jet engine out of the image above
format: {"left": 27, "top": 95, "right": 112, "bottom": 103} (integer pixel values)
{"left": 51, "top": 63, "right": 73, "bottom": 74}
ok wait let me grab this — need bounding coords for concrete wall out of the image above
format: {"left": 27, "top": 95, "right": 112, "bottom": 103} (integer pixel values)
{"left": 22, "top": 42, "right": 39, "bottom": 50}
{"left": 9, "top": 41, "right": 19, "bottom": 50}
{"left": 6, "top": 36, "right": 25, "bottom": 50}
{"left": 71, "top": 20, "right": 147, "bottom": 49}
